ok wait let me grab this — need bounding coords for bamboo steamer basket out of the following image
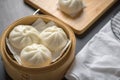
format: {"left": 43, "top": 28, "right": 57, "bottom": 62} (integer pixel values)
{"left": 0, "top": 15, "right": 76, "bottom": 80}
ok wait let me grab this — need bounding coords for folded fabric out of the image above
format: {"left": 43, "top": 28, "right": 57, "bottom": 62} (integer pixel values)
{"left": 65, "top": 13, "right": 120, "bottom": 80}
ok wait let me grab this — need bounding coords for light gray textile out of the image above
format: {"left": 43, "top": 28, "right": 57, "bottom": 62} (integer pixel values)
{"left": 65, "top": 16, "right": 120, "bottom": 80}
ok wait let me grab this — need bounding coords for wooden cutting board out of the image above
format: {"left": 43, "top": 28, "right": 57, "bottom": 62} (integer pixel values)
{"left": 25, "top": 0, "right": 116, "bottom": 35}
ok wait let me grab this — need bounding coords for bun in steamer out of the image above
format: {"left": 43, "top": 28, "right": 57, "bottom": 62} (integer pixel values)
{"left": 9, "top": 25, "right": 41, "bottom": 50}
{"left": 40, "top": 26, "right": 68, "bottom": 53}
{"left": 20, "top": 43, "right": 52, "bottom": 68}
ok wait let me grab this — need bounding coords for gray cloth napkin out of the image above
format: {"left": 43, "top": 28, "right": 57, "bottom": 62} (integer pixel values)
{"left": 65, "top": 12, "right": 120, "bottom": 80}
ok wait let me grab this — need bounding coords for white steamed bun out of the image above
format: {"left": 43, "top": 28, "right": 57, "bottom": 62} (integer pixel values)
{"left": 20, "top": 43, "right": 52, "bottom": 68}
{"left": 9, "top": 25, "right": 41, "bottom": 50}
{"left": 58, "top": 0, "right": 84, "bottom": 17}
{"left": 40, "top": 26, "right": 68, "bottom": 53}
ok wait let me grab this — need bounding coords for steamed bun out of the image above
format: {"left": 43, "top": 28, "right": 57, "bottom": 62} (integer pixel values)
{"left": 58, "top": 0, "right": 84, "bottom": 17}
{"left": 9, "top": 25, "right": 41, "bottom": 50}
{"left": 20, "top": 43, "right": 52, "bottom": 68}
{"left": 40, "top": 26, "right": 68, "bottom": 53}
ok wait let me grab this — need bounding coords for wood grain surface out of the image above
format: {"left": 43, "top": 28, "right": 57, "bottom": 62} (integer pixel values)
{"left": 25, "top": 0, "right": 116, "bottom": 35}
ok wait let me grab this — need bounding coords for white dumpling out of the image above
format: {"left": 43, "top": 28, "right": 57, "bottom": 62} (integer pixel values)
{"left": 40, "top": 26, "right": 68, "bottom": 53}
{"left": 9, "top": 25, "right": 41, "bottom": 50}
{"left": 20, "top": 43, "right": 52, "bottom": 68}
{"left": 58, "top": 0, "right": 84, "bottom": 17}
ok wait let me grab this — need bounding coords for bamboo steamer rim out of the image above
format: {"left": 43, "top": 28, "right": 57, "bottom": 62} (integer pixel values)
{"left": 0, "top": 15, "right": 76, "bottom": 73}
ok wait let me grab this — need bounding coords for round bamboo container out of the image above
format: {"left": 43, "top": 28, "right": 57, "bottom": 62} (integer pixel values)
{"left": 0, "top": 15, "right": 76, "bottom": 80}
